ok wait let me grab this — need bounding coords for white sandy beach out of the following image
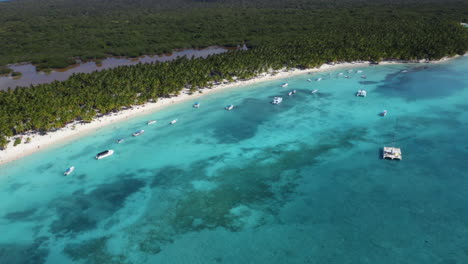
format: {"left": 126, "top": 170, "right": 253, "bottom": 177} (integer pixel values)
{"left": 0, "top": 57, "right": 461, "bottom": 165}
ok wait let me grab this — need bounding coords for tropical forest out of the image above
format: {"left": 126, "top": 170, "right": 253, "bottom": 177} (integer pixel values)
{"left": 0, "top": 0, "right": 467, "bottom": 148}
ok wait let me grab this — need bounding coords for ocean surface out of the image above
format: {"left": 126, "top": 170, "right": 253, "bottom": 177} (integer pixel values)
{"left": 1, "top": 56, "right": 468, "bottom": 264}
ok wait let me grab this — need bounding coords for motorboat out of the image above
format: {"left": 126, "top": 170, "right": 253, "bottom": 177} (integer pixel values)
{"left": 117, "top": 138, "right": 125, "bottom": 143}
{"left": 95, "top": 150, "right": 114, "bottom": 160}
{"left": 64, "top": 166, "right": 75, "bottom": 176}
{"left": 281, "top": 83, "right": 288, "bottom": 87}
{"left": 288, "top": 91, "right": 293, "bottom": 96}
{"left": 292, "top": 90, "right": 297, "bottom": 94}
{"left": 344, "top": 75, "right": 351, "bottom": 79}
{"left": 316, "top": 77, "right": 322, "bottom": 82}
{"left": 357, "top": 70, "right": 363, "bottom": 73}
{"left": 356, "top": 90, "right": 367, "bottom": 97}
{"left": 361, "top": 74, "right": 367, "bottom": 79}
{"left": 225, "top": 105, "right": 234, "bottom": 111}
{"left": 307, "top": 78, "right": 312, "bottom": 82}
{"left": 193, "top": 102, "right": 200, "bottom": 108}
{"left": 272, "top": 97, "right": 283, "bottom": 104}
{"left": 170, "top": 119, "right": 178, "bottom": 124}
{"left": 132, "top": 129, "right": 145, "bottom": 136}
{"left": 311, "top": 89, "right": 318, "bottom": 94}
{"left": 380, "top": 110, "right": 388, "bottom": 116}
{"left": 338, "top": 73, "right": 343, "bottom": 76}
{"left": 347, "top": 69, "right": 353, "bottom": 73}
{"left": 147, "top": 120, "right": 157, "bottom": 125}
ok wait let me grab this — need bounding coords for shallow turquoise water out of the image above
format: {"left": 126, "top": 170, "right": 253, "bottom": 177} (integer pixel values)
{"left": 1, "top": 57, "right": 468, "bottom": 263}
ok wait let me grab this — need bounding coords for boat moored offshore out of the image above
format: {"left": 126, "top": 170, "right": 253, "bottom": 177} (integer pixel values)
{"left": 281, "top": 83, "right": 289, "bottom": 87}
{"left": 95, "top": 150, "right": 114, "bottom": 160}
{"left": 316, "top": 77, "right": 322, "bottom": 82}
{"left": 132, "top": 130, "right": 145, "bottom": 136}
{"left": 311, "top": 89, "right": 318, "bottom": 94}
{"left": 170, "top": 119, "right": 178, "bottom": 124}
{"left": 193, "top": 102, "right": 200, "bottom": 108}
{"left": 381, "top": 110, "right": 388, "bottom": 116}
{"left": 147, "top": 120, "right": 157, "bottom": 125}
{"left": 272, "top": 97, "right": 283, "bottom": 104}
{"left": 117, "top": 138, "right": 125, "bottom": 143}
{"left": 225, "top": 105, "right": 234, "bottom": 111}
{"left": 64, "top": 166, "right": 75, "bottom": 176}
{"left": 356, "top": 90, "right": 367, "bottom": 97}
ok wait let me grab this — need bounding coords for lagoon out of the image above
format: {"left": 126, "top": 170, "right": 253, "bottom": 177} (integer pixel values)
{"left": 0, "top": 46, "right": 229, "bottom": 90}
{"left": 0, "top": 56, "right": 468, "bottom": 263}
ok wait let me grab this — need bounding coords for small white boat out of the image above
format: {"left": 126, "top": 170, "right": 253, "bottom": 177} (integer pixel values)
{"left": 281, "top": 83, "right": 288, "bottom": 87}
{"left": 311, "top": 89, "right": 318, "bottom": 94}
{"left": 193, "top": 102, "right": 200, "bottom": 108}
{"left": 272, "top": 97, "right": 283, "bottom": 105}
{"left": 402, "top": 70, "right": 408, "bottom": 73}
{"left": 381, "top": 110, "right": 388, "bottom": 117}
{"left": 95, "top": 150, "right": 114, "bottom": 160}
{"left": 132, "top": 130, "right": 145, "bottom": 136}
{"left": 356, "top": 90, "right": 367, "bottom": 97}
{"left": 147, "top": 120, "right": 157, "bottom": 125}
{"left": 316, "top": 78, "right": 322, "bottom": 82}
{"left": 170, "top": 119, "right": 178, "bottom": 124}
{"left": 338, "top": 73, "right": 343, "bottom": 76}
{"left": 361, "top": 75, "right": 367, "bottom": 79}
{"left": 64, "top": 166, "right": 75, "bottom": 176}
{"left": 347, "top": 69, "right": 353, "bottom": 73}
{"left": 117, "top": 138, "right": 125, "bottom": 143}
{"left": 288, "top": 91, "right": 293, "bottom": 96}
{"left": 292, "top": 90, "right": 297, "bottom": 94}
{"left": 344, "top": 75, "right": 351, "bottom": 79}
{"left": 225, "top": 105, "right": 234, "bottom": 111}
{"left": 357, "top": 70, "right": 363, "bottom": 73}
{"left": 307, "top": 78, "right": 312, "bottom": 82}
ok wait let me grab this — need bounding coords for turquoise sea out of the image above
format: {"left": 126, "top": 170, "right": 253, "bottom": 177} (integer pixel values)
{"left": 1, "top": 57, "right": 468, "bottom": 263}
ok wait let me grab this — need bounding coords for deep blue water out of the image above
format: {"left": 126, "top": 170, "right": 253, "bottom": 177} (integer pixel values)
{"left": 0, "top": 57, "right": 468, "bottom": 263}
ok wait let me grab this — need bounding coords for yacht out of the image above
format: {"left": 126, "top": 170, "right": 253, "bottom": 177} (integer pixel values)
{"left": 356, "top": 90, "right": 367, "bottom": 97}
{"left": 292, "top": 90, "right": 297, "bottom": 94}
{"left": 225, "top": 105, "right": 234, "bottom": 111}
{"left": 147, "top": 120, "right": 157, "bottom": 125}
{"left": 117, "top": 138, "right": 125, "bottom": 143}
{"left": 281, "top": 83, "right": 288, "bottom": 87}
{"left": 64, "top": 166, "right": 75, "bottom": 176}
{"left": 132, "top": 129, "right": 145, "bottom": 136}
{"left": 311, "top": 89, "right": 318, "bottom": 94}
{"left": 288, "top": 91, "right": 293, "bottom": 96}
{"left": 316, "top": 77, "right": 322, "bottom": 82}
{"left": 170, "top": 119, "right": 178, "bottom": 124}
{"left": 272, "top": 97, "right": 283, "bottom": 104}
{"left": 95, "top": 150, "right": 114, "bottom": 160}
{"left": 193, "top": 102, "right": 200, "bottom": 108}
{"left": 381, "top": 110, "right": 388, "bottom": 116}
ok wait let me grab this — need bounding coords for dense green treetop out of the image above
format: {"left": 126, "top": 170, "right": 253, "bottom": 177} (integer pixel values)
{"left": 0, "top": 0, "right": 467, "bottom": 68}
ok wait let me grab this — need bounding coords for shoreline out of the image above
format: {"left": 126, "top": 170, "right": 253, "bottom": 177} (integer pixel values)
{"left": 0, "top": 55, "right": 464, "bottom": 165}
